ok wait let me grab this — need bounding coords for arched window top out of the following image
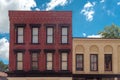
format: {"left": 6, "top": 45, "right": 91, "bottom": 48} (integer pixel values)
{"left": 75, "top": 45, "right": 84, "bottom": 53}
{"left": 104, "top": 45, "right": 113, "bottom": 53}
{"left": 90, "top": 45, "right": 99, "bottom": 53}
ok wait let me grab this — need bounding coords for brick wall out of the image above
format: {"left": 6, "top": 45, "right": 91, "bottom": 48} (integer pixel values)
{"left": 9, "top": 11, "right": 72, "bottom": 73}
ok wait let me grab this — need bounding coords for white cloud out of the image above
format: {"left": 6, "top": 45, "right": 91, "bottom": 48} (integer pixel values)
{"left": 100, "top": 0, "right": 105, "bottom": 3}
{"left": 0, "top": 0, "right": 37, "bottom": 32}
{"left": 0, "top": 38, "right": 9, "bottom": 60}
{"left": 82, "top": 33, "right": 87, "bottom": 37}
{"left": 35, "top": 8, "right": 40, "bottom": 11}
{"left": 117, "top": 2, "right": 120, "bottom": 5}
{"left": 87, "top": 34, "right": 102, "bottom": 38}
{"left": 46, "top": 0, "right": 71, "bottom": 11}
{"left": 81, "top": 1, "right": 96, "bottom": 21}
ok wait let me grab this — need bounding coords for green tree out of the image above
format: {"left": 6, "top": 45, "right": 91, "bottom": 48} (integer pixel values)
{"left": 99, "top": 24, "right": 120, "bottom": 38}
{"left": 0, "top": 60, "right": 8, "bottom": 72}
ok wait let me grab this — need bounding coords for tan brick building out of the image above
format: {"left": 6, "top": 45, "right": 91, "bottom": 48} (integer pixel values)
{"left": 73, "top": 38, "right": 120, "bottom": 80}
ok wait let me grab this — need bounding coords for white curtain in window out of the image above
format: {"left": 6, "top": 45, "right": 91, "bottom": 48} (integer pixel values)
{"left": 18, "top": 28, "right": 23, "bottom": 35}
{"left": 62, "top": 62, "right": 67, "bottom": 70}
{"left": 17, "top": 52, "right": 23, "bottom": 61}
{"left": 17, "top": 62, "right": 23, "bottom": 70}
{"left": 62, "top": 53, "right": 67, "bottom": 61}
{"left": 47, "top": 36, "right": 53, "bottom": 43}
{"left": 62, "top": 36, "right": 67, "bottom": 43}
{"left": 33, "top": 28, "right": 38, "bottom": 35}
{"left": 62, "top": 27, "right": 67, "bottom": 35}
{"left": 47, "top": 28, "right": 53, "bottom": 35}
{"left": 47, "top": 62, "right": 52, "bottom": 70}
{"left": 47, "top": 53, "right": 52, "bottom": 61}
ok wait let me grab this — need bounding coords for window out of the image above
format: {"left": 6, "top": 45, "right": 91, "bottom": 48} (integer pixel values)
{"left": 90, "top": 54, "right": 98, "bottom": 71}
{"left": 46, "top": 53, "right": 53, "bottom": 70}
{"left": 61, "top": 53, "right": 68, "bottom": 70}
{"left": 17, "top": 27, "right": 24, "bottom": 43}
{"left": 16, "top": 52, "right": 23, "bottom": 70}
{"left": 31, "top": 53, "right": 38, "bottom": 70}
{"left": 32, "top": 27, "right": 39, "bottom": 43}
{"left": 76, "top": 54, "right": 84, "bottom": 71}
{"left": 61, "top": 27, "right": 68, "bottom": 44}
{"left": 104, "top": 54, "right": 112, "bottom": 71}
{"left": 47, "top": 27, "right": 53, "bottom": 44}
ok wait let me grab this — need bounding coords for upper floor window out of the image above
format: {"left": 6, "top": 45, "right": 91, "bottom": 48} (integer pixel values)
{"left": 47, "top": 27, "right": 54, "bottom": 44}
{"left": 31, "top": 52, "right": 38, "bottom": 70}
{"left": 30, "top": 24, "right": 40, "bottom": 44}
{"left": 32, "top": 27, "right": 39, "bottom": 43}
{"left": 76, "top": 54, "right": 84, "bottom": 71}
{"left": 17, "top": 27, "right": 24, "bottom": 43}
{"left": 16, "top": 52, "right": 23, "bottom": 70}
{"left": 90, "top": 54, "right": 98, "bottom": 71}
{"left": 61, "top": 27, "right": 68, "bottom": 44}
{"left": 104, "top": 54, "right": 112, "bottom": 71}
{"left": 15, "top": 24, "right": 26, "bottom": 44}
{"left": 61, "top": 52, "right": 68, "bottom": 70}
{"left": 46, "top": 53, "right": 53, "bottom": 70}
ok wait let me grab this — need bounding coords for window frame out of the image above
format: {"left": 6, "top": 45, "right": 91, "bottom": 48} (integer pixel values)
{"left": 90, "top": 54, "right": 98, "bottom": 71}
{"left": 30, "top": 24, "right": 40, "bottom": 44}
{"left": 46, "top": 52, "right": 53, "bottom": 70}
{"left": 31, "top": 52, "right": 39, "bottom": 70}
{"left": 76, "top": 54, "right": 84, "bottom": 71}
{"left": 60, "top": 52, "right": 68, "bottom": 71}
{"left": 61, "top": 26, "right": 69, "bottom": 44}
{"left": 15, "top": 24, "right": 26, "bottom": 44}
{"left": 46, "top": 26, "right": 54, "bottom": 44}
{"left": 15, "top": 50, "right": 25, "bottom": 71}
{"left": 104, "top": 54, "right": 112, "bottom": 71}
{"left": 29, "top": 50, "right": 40, "bottom": 70}
{"left": 31, "top": 27, "right": 39, "bottom": 44}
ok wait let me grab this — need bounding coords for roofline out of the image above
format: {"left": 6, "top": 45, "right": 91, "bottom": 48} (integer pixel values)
{"left": 9, "top": 10, "right": 72, "bottom": 12}
{"left": 72, "top": 37, "right": 120, "bottom": 40}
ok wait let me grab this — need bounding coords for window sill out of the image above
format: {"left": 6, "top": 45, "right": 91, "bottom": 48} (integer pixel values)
{"left": 30, "top": 43, "right": 40, "bottom": 45}
{"left": 15, "top": 43, "right": 25, "bottom": 45}
{"left": 60, "top": 43, "right": 69, "bottom": 45}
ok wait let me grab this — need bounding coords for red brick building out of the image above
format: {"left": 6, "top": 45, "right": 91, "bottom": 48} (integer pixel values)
{"left": 9, "top": 11, "right": 72, "bottom": 77}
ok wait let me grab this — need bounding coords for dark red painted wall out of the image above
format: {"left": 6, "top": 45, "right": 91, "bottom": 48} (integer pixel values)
{"left": 9, "top": 11, "right": 72, "bottom": 72}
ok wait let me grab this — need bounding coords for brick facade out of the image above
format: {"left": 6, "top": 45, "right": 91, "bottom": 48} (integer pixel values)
{"left": 9, "top": 11, "right": 72, "bottom": 76}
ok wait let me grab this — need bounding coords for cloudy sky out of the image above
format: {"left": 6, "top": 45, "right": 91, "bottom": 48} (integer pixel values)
{"left": 0, "top": 0, "right": 120, "bottom": 64}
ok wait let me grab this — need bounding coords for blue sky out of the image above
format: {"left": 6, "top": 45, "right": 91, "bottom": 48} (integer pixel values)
{"left": 0, "top": 0, "right": 120, "bottom": 64}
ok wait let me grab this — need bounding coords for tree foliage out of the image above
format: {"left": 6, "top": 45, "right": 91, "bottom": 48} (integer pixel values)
{"left": 99, "top": 24, "right": 120, "bottom": 38}
{"left": 0, "top": 60, "right": 8, "bottom": 72}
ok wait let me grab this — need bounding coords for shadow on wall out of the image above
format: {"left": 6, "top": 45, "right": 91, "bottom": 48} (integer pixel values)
{"left": 0, "top": 72, "right": 8, "bottom": 80}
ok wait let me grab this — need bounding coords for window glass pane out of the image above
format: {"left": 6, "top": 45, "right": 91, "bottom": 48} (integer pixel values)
{"left": 62, "top": 53, "right": 67, "bottom": 61}
{"left": 32, "top": 53, "right": 38, "bottom": 61}
{"left": 76, "top": 55, "right": 83, "bottom": 71}
{"left": 90, "top": 54, "right": 97, "bottom": 71}
{"left": 18, "top": 27, "right": 23, "bottom": 35}
{"left": 33, "top": 36, "right": 38, "bottom": 43}
{"left": 62, "top": 62, "right": 67, "bottom": 70}
{"left": 17, "top": 52, "right": 23, "bottom": 61}
{"left": 17, "top": 62, "right": 23, "bottom": 70}
{"left": 47, "top": 53, "right": 52, "bottom": 61}
{"left": 32, "top": 62, "right": 38, "bottom": 70}
{"left": 47, "top": 36, "right": 53, "bottom": 43}
{"left": 47, "top": 62, "right": 52, "bottom": 70}
{"left": 62, "top": 27, "right": 67, "bottom": 35}
{"left": 105, "top": 54, "right": 112, "bottom": 71}
{"left": 47, "top": 27, "right": 53, "bottom": 35}
{"left": 62, "top": 36, "right": 67, "bottom": 43}
{"left": 33, "top": 28, "right": 38, "bottom": 35}
{"left": 18, "top": 36, "right": 23, "bottom": 43}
